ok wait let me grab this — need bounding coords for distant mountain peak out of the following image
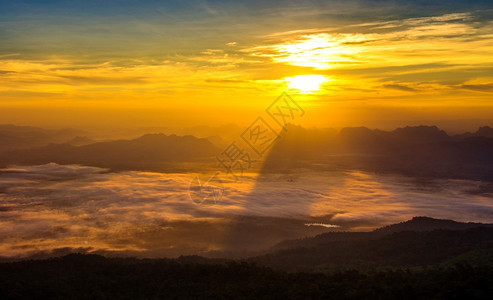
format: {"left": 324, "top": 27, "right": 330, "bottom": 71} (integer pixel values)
{"left": 456, "top": 126, "right": 493, "bottom": 139}
{"left": 477, "top": 126, "right": 493, "bottom": 137}
{"left": 138, "top": 133, "right": 167, "bottom": 139}
{"left": 392, "top": 125, "right": 449, "bottom": 141}
{"left": 374, "top": 216, "right": 493, "bottom": 233}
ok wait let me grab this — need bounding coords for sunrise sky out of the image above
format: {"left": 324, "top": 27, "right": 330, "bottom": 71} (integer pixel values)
{"left": 1, "top": 0, "right": 492, "bottom": 131}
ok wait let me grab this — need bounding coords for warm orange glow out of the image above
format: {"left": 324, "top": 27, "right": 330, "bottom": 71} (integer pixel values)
{"left": 270, "top": 33, "right": 362, "bottom": 69}
{"left": 0, "top": 11, "right": 491, "bottom": 129}
{"left": 285, "top": 75, "right": 328, "bottom": 93}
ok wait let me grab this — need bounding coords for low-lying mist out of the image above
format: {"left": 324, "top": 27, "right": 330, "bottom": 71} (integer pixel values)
{"left": 1, "top": 163, "right": 492, "bottom": 260}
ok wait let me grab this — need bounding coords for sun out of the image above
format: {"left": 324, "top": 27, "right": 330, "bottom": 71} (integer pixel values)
{"left": 285, "top": 75, "right": 328, "bottom": 93}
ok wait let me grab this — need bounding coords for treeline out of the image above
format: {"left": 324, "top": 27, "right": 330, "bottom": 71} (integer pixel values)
{"left": 0, "top": 254, "right": 492, "bottom": 299}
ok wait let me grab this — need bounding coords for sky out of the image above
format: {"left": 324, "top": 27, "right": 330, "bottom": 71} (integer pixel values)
{"left": 0, "top": 0, "right": 492, "bottom": 131}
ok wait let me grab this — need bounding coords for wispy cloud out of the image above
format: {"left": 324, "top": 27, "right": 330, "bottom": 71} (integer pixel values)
{"left": 459, "top": 83, "right": 493, "bottom": 93}
{"left": 0, "top": 2, "right": 492, "bottom": 127}
{"left": 382, "top": 84, "right": 417, "bottom": 92}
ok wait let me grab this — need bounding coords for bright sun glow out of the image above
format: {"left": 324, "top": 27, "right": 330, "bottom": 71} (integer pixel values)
{"left": 271, "top": 33, "right": 362, "bottom": 69}
{"left": 285, "top": 75, "right": 328, "bottom": 93}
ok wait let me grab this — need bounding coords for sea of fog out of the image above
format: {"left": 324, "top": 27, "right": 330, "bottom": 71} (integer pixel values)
{"left": 1, "top": 163, "right": 492, "bottom": 259}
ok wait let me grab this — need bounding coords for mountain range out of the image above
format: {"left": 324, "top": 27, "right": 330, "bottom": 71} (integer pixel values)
{"left": 0, "top": 132, "right": 218, "bottom": 171}
{"left": 1, "top": 124, "right": 493, "bottom": 178}
{"left": 263, "top": 124, "right": 493, "bottom": 181}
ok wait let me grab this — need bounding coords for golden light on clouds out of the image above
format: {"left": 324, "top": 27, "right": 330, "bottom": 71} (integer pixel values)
{"left": 0, "top": 6, "right": 492, "bottom": 129}
{"left": 251, "top": 33, "right": 363, "bottom": 69}
{"left": 285, "top": 75, "right": 328, "bottom": 93}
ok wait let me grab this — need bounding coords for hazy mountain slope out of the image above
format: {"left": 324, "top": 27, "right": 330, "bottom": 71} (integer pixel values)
{"left": 263, "top": 125, "right": 493, "bottom": 181}
{"left": 270, "top": 217, "right": 493, "bottom": 252}
{"left": 0, "top": 133, "right": 219, "bottom": 171}
{"left": 456, "top": 126, "right": 493, "bottom": 139}
{"left": 250, "top": 217, "right": 493, "bottom": 272}
{"left": 375, "top": 216, "right": 493, "bottom": 233}
{"left": 0, "top": 124, "right": 84, "bottom": 152}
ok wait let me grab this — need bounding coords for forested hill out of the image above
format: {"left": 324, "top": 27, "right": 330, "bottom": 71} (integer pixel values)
{"left": 1, "top": 254, "right": 492, "bottom": 299}
{"left": 1, "top": 217, "right": 493, "bottom": 298}
{"left": 251, "top": 217, "right": 493, "bottom": 272}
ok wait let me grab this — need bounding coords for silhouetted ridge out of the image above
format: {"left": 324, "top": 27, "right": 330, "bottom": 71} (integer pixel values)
{"left": 0, "top": 124, "right": 84, "bottom": 152}
{"left": 374, "top": 216, "right": 493, "bottom": 233}
{"left": 0, "top": 133, "right": 219, "bottom": 171}
{"left": 249, "top": 217, "right": 493, "bottom": 272}
{"left": 264, "top": 217, "right": 493, "bottom": 260}
{"left": 66, "top": 136, "right": 94, "bottom": 146}
{"left": 458, "top": 126, "right": 493, "bottom": 139}
{"left": 392, "top": 125, "right": 449, "bottom": 143}
{"left": 263, "top": 124, "right": 493, "bottom": 181}
{"left": 477, "top": 126, "right": 493, "bottom": 136}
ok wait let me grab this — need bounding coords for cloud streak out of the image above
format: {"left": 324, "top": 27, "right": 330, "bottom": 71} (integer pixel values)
{"left": 0, "top": 5, "right": 492, "bottom": 129}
